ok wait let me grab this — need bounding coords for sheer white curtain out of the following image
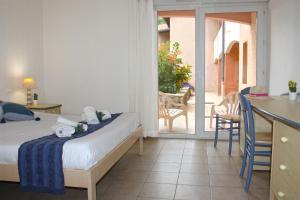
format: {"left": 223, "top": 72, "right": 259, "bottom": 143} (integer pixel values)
{"left": 128, "top": 0, "right": 158, "bottom": 137}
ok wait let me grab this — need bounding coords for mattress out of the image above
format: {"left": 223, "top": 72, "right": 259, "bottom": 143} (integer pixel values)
{"left": 0, "top": 112, "right": 139, "bottom": 170}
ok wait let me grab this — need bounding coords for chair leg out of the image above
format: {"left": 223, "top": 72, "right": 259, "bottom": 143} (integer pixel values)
{"left": 210, "top": 110, "right": 215, "bottom": 128}
{"left": 237, "top": 121, "right": 241, "bottom": 142}
{"left": 228, "top": 119, "right": 233, "bottom": 156}
{"left": 240, "top": 142, "right": 248, "bottom": 177}
{"left": 168, "top": 119, "right": 173, "bottom": 131}
{"left": 245, "top": 153, "right": 254, "bottom": 192}
{"left": 214, "top": 115, "right": 219, "bottom": 148}
{"left": 185, "top": 113, "right": 188, "bottom": 130}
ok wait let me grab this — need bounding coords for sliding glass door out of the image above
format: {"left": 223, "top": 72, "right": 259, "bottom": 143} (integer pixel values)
{"left": 197, "top": 5, "right": 267, "bottom": 138}
{"left": 155, "top": 4, "right": 267, "bottom": 139}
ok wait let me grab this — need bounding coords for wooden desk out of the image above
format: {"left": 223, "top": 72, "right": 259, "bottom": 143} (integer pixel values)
{"left": 244, "top": 96, "right": 300, "bottom": 200}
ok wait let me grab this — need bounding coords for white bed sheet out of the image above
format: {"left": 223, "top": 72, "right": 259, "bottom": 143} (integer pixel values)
{"left": 0, "top": 112, "right": 139, "bottom": 170}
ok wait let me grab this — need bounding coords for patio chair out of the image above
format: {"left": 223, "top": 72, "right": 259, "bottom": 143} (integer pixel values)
{"left": 158, "top": 91, "right": 188, "bottom": 131}
{"left": 211, "top": 92, "right": 240, "bottom": 155}
{"left": 209, "top": 92, "right": 240, "bottom": 128}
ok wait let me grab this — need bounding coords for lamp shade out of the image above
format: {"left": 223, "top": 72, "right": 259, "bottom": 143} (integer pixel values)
{"left": 22, "top": 78, "right": 36, "bottom": 89}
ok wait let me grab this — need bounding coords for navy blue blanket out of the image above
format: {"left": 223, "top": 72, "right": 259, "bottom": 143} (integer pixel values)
{"left": 18, "top": 113, "right": 122, "bottom": 194}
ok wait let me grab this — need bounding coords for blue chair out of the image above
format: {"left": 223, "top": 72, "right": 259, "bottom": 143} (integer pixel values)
{"left": 241, "top": 87, "right": 251, "bottom": 95}
{"left": 238, "top": 94, "right": 272, "bottom": 192}
{"left": 213, "top": 92, "right": 240, "bottom": 156}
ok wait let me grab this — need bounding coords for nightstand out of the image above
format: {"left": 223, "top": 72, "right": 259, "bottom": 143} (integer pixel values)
{"left": 26, "top": 104, "right": 62, "bottom": 114}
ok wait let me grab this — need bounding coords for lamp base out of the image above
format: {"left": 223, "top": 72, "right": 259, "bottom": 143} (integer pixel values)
{"left": 26, "top": 89, "right": 33, "bottom": 105}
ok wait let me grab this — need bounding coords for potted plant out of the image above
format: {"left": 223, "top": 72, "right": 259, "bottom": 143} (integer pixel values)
{"left": 33, "top": 93, "right": 38, "bottom": 105}
{"left": 288, "top": 80, "right": 297, "bottom": 100}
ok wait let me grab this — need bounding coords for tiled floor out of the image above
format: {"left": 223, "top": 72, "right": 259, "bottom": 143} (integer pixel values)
{"left": 0, "top": 139, "right": 270, "bottom": 200}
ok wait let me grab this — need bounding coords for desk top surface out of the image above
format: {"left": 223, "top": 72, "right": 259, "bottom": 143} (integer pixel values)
{"left": 249, "top": 96, "right": 300, "bottom": 129}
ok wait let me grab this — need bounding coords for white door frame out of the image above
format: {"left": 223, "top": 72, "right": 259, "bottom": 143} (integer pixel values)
{"left": 155, "top": 2, "right": 268, "bottom": 139}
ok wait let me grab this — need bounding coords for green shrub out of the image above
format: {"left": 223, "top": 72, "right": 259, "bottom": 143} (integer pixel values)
{"left": 158, "top": 41, "right": 192, "bottom": 93}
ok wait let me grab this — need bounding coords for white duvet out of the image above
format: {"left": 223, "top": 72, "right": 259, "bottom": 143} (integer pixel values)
{"left": 0, "top": 112, "right": 139, "bottom": 170}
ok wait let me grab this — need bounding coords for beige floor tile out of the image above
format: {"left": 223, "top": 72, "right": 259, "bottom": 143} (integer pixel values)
{"left": 183, "top": 148, "right": 207, "bottom": 156}
{"left": 247, "top": 188, "right": 270, "bottom": 200}
{"left": 181, "top": 155, "right": 208, "bottom": 164}
{"left": 123, "top": 161, "right": 155, "bottom": 171}
{"left": 175, "top": 185, "right": 211, "bottom": 200}
{"left": 178, "top": 173, "right": 210, "bottom": 186}
{"left": 157, "top": 154, "right": 182, "bottom": 163}
{"left": 0, "top": 139, "right": 272, "bottom": 200}
{"left": 184, "top": 140, "right": 207, "bottom": 149}
{"left": 210, "top": 174, "right": 243, "bottom": 187}
{"left": 207, "top": 156, "right": 236, "bottom": 165}
{"left": 137, "top": 198, "right": 171, "bottom": 200}
{"left": 113, "top": 170, "right": 150, "bottom": 183}
{"left": 211, "top": 187, "right": 248, "bottom": 200}
{"left": 101, "top": 193, "right": 138, "bottom": 200}
{"left": 246, "top": 172, "right": 270, "bottom": 189}
{"left": 160, "top": 149, "right": 184, "bottom": 156}
{"left": 152, "top": 163, "right": 181, "bottom": 173}
{"left": 180, "top": 163, "right": 209, "bottom": 174}
{"left": 208, "top": 164, "right": 238, "bottom": 175}
{"left": 139, "top": 183, "right": 176, "bottom": 199}
{"left": 146, "top": 172, "right": 179, "bottom": 184}
{"left": 105, "top": 180, "right": 143, "bottom": 196}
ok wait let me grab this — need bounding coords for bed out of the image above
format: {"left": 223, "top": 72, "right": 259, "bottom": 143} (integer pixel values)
{"left": 0, "top": 112, "right": 143, "bottom": 200}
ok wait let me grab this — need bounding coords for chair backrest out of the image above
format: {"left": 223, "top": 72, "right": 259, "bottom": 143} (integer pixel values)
{"left": 158, "top": 92, "right": 172, "bottom": 117}
{"left": 158, "top": 92, "right": 168, "bottom": 117}
{"left": 222, "top": 92, "right": 240, "bottom": 115}
{"left": 238, "top": 93, "right": 256, "bottom": 144}
{"left": 241, "top": 87, "right": 251, "bottom": 95}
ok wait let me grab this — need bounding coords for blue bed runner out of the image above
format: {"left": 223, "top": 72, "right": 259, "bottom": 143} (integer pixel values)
{"left": 18, "top": 113, "right": 122, "bottom": 194}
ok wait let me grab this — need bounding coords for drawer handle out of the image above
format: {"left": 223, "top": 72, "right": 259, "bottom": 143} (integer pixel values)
{"left": 278, "top": 191, "right": 285, "bottom": 198}
{"left": 281, "top": 137, "right": 288, "bottom": 143}
{"left": 279, "top": 165, "right": 287, "bottom": 171}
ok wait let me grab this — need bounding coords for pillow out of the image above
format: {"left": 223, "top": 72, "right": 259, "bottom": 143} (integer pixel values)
{"left": 2, "top": 102, "right": 34, "bottom": 122}
{"left": 0, "top": 104, "right": 3, "bottom": 122}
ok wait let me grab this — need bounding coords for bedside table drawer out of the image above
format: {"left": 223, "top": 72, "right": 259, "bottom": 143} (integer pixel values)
{"left": 26, "top": 104, "right": 62, "bottom": 115}
{"left": 44, "top": 107, "right": 61, "bottom": 114}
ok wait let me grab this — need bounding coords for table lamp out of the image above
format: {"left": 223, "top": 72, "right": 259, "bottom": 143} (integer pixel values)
{"left": 23, "top": 77, "right": 36, "bottom": 105}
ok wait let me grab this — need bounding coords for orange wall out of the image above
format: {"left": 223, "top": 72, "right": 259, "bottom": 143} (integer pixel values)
{"left": 170, "top": 17, "right": 196, "bottom": 87}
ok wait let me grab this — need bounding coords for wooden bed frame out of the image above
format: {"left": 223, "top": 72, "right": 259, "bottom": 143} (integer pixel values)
{"left": 0, "top": 126, "right": 143, "bottom": 200}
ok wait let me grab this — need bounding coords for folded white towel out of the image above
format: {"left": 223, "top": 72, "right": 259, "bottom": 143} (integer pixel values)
{"left": 57, "top": 116, "right": 88, "bottom": 131}
{"left": 99, "top": 110, "right": 111, "bottom": 120}
{"left": 53, "top": 124, "right": 75, "bottom": 138}
{"left": 83, "top": 106, "right": 100, "bottom": 125}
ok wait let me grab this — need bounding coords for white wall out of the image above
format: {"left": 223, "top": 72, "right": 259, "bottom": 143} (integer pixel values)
{"left": 43, "top": 0, "right": 131, "bottom": 114}
{"left": 269, "top": 0, "right": 300, "bottom": 95}
{"left": 0, "top": 0, "right": 44, "bottom": 104}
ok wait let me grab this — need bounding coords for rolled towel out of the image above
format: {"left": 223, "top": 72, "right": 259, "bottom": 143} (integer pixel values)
{"left": 53, "top": 124, "right": 75, "bottom": 138}
{"left": 83, "top": 106, "right": 100, "bottom": 125}
{"left": 57, "top": 116, "right": 88, "bottom": 131}
{"left": 99, "top": 110, "right": 111, "bottom": 120}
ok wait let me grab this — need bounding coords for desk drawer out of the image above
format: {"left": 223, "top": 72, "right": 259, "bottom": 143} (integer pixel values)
{"left": 271, "top": 121, "right": 300, "bottom": 199}
{"left": 271, "top": 171, "right": 300, "bottom": 200}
